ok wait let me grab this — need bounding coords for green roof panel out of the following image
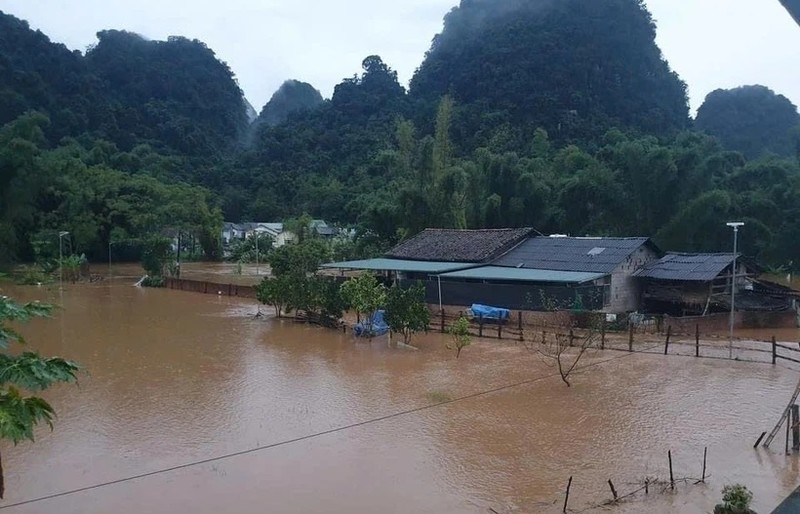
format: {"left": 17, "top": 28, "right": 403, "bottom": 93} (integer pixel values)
{"left": 321, "top": 258, "right": 475, "bottom": 274}
{"left": 438, "top": 266, "right": 607, "bottom": 284}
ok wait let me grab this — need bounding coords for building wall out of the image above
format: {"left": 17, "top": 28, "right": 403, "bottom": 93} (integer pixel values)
{"left": 607, "top": 245, "right": 660, "bottom": 313}
{"left": 409, "top": 278, "right": 605, "bottom": 311}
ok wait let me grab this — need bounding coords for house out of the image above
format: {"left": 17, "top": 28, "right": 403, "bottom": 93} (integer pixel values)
{"left": 633, "top": 253, "right": 795, "bottom": 315}
{"left": 490, "top": 236, "right": 660, "bottom": 312}
{"left": 322, "top": 228, "right": 534, "bottom": 302}
{"left": 222, "top": 220, "right": 338, "bottom": 248}
{"left": 323, "top": 230, "right": 658, "bottom": 312}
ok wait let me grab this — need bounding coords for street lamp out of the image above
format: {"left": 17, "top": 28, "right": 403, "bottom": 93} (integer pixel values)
{"left": 726, "top": 222, "right": 744, "bottom": 359}
{"left": 58, "top": 231, "right": 69, "bottom": 287}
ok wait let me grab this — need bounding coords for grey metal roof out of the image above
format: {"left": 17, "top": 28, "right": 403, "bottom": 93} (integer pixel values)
{"left": 386, "top": 228, "right": 534, "bottom": 263}
{"left": 439, "top": 266, "right": 607, "bottom": 284}
{"left": 493, "top": 236, "right": 653, "bottom": 273}
{"left": 634, "top": 253, "right": 740, "bottom": 282}
{"left": 321, "top": 258, "right": 474, "bottom": 274}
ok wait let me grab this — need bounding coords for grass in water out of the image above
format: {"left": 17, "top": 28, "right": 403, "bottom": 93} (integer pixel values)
{"left": 426, "top": 391, "right": 452, "bottom": 404}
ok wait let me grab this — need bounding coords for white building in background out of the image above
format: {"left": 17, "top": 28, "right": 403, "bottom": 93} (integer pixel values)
{"left": 221, "top": 220, "right": 340, "bottom": 248}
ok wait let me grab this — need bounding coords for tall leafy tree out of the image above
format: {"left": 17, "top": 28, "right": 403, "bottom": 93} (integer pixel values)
{"left": 0, "top": 296, "right": 79, "bottom": 497}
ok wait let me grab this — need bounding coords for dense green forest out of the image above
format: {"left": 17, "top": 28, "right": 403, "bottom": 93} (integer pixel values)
{"left": 1, "top": 0, "right": 800, "bottom": 268}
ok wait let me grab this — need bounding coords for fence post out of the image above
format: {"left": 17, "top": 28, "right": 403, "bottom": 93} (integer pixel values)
{"left": 695, "top": 324, "right": 700, "bottom": 357}
{"left": 601, "top": 319, "right": 606, "bottom": 350}
{"left": 498, "top": 320, "right": 502, "bottom": 339}
{"left": 518, "top": 311, "right": 524, "bottom": 342}
{"left": 664, "top": 325, "right": 671, "bottom": 355}
{"left": 479, "top": 315, "right": 483, "bottom": 338}
{"left": 628, "top": 323, "right": 634, "bottom": 352}
{"left": 440, "top": 309, "right": 445, "bottom": 333}
{"left": 569, "top": 329, "right": 574, "bottom": 347}
{"left": 668, "top": 450, "right": 674, "bottom": 490}
{"left": 773, "top": 336, "right": 777, "bottom": 365}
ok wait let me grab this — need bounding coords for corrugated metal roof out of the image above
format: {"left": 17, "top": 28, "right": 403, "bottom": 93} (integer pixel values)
{"left": 321, "top": 258, "right": 474, "bottom": 273}
{"left": 386, "top": 228, "right": 534, "bottom": 263}
{"left": 439, "top": 266, "right": 607, "bottom": 284}
{"left": 634, "top": 253, "right": 738, "bottom": 281}
{"left": 493, "top": 236, "right": 653, "bottom": 273}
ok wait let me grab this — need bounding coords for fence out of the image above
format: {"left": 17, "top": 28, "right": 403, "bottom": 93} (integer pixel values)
{"left": 433, "top": 308, "right": 800, "bottom": 367}
{"left": 164, "top": 278, "right": 257, "bottom": 299}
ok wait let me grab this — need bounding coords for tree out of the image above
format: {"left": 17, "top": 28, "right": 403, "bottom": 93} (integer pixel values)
{"left": 255, "top": 275, "right": 291, "bottom": 317}
{"left": 385, "top": 282, "right": 431, "bottom": 345}
{"left": 340, "top": 273, "right": 386, "bottom": 334}
{"left": 696, "top": 85, "right": 800, "bottom": 159}
{"left": 0, "top": 296, "right": 79, "bottom": 498}
{"left": 447, "top": 316, "right": 471, "bottom": 359}
{"left": 533, "top": 297, "right": 598, "bottom": 387}
{"left": 140, "top": 236, "right": 174, "bottom": 281}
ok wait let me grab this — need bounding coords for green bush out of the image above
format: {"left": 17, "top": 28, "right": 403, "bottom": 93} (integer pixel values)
{"left": 141, "top": 276, "right": 165, "bottom": 288}
{"left": 714, "top": 484, "right": 755, "bottom": 514}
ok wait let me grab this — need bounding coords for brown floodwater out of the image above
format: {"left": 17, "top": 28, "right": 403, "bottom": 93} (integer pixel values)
{"left": 1, "top": 278, "right": 799, "bottom": 514}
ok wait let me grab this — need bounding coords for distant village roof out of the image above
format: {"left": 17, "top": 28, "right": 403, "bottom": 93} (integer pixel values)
{"left": 321, "top": 258, "right": 474, "bottom": 274}
{"left": 493, "top": 236, "right": 654, "bottom": 273}
{"left": 634, "top": 253, "right": 741, "bottom": 282}
{"left": 386, "top": 228, "right": 534, "bottom": 263}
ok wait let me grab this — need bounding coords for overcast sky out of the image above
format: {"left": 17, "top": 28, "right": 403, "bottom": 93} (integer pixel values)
{"left": 3, "top": 0, "right": 799, "bottom": 114}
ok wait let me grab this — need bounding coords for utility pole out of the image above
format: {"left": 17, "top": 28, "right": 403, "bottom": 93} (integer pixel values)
{"left": 726, "top": 222, "right": 744, "bottom": 359}
{"left": 58, "top": 231, "right": 69, "bottom": 288}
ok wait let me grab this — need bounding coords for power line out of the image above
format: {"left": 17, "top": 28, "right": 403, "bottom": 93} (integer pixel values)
{"left": 0, "top": 350, "right": 641, "bottom": 510}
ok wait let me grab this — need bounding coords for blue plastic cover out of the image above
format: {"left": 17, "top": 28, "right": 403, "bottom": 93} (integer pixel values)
{"left": 354, "top": 310, "right": 390, "bottom": 337}
{"left": 469, "top": 304, "right": 511, "bottom": 320}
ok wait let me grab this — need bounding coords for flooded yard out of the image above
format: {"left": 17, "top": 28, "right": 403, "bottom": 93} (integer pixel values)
{"left": 1, "top": 279, "right": 799, "bottom": 513}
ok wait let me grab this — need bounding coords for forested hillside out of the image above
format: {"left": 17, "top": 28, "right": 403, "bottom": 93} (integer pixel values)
{"left": 695, "top": 85, "right": 800, "bottom": 160}
{"left": 1, "top": 1, "right": 800, "bottom": 268}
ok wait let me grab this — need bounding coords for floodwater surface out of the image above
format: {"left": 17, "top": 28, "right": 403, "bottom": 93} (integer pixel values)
{"left": 1, "top": 279, "right": 799, "bottom": 513}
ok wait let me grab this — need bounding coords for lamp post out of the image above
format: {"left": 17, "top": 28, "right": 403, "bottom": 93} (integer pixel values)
{"left": 58, "top": 231, "right": 69, "bottom": 288}
{"left": 726, "top": 222, "right": 744, "bottom": 359}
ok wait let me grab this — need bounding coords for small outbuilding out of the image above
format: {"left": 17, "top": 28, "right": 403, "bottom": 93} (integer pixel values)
{"left": 633, "top": 253, "right": 777, "bottom": 315}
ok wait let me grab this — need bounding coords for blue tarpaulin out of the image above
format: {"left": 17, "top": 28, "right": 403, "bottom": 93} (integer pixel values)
{"left": 468, "top": 304, "right": 511, "bottom": 321}
{"left": 354, "top": 310, "right": 389, "bottom": 337}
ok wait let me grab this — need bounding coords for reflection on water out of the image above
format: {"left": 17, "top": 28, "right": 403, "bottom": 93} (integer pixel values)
{"left": 0, "top": 280, "right": 799, "bottom": 513}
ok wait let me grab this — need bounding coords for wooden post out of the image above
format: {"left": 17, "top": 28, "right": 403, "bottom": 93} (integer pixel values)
{"left": 668, "top": 450, "right": 674, "bottom": 490}
{"left": 792, "top": 405, "right": 799, "bottom": 451}
{"left": 645, "top": 478, "right": 649, "bottom": 495}
{"left": 478, "top": 315, "right": 483, "bottom": 337}
{"left": 518, "top": 311, "right": 524, "bottom": 342}
{"left": 601, "top": 319, "right": 606, "bottom": 350}
{"left": 569, "top": 329, "right": 574, "bottom": 347}
{"left": 542, "top": 331, "right": 546, "bottom": 344}
{"left": 498, "top": 321, "right": 502, "bottom": 339}
{"left": 563, "top": 476, "right": 572, "bottom": 513}
{"left": 440, "top": 309, "right": 445, "bottom": 333}
{"left": 773, "top": 336, "right": 778, "bottom": 365}
{"left": 608, "top": 479, "right": 618, "bottom": 501}
{"left": 787, "top": 409, "right": 792, "bottom": 455}
{"left": 628, "top": 323, "right": 634, "bottom": 352}
{"left": 754, "top": 431, "right": 767, "bottom": 448}
{"left": 701, "top": 447, "right": 707, "bottom": 483}
{"left": 695, "top": 324, "right": 700, "bottom": 357}
{"left": 664, "top": 325, "right": 672, "bottom": 355}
